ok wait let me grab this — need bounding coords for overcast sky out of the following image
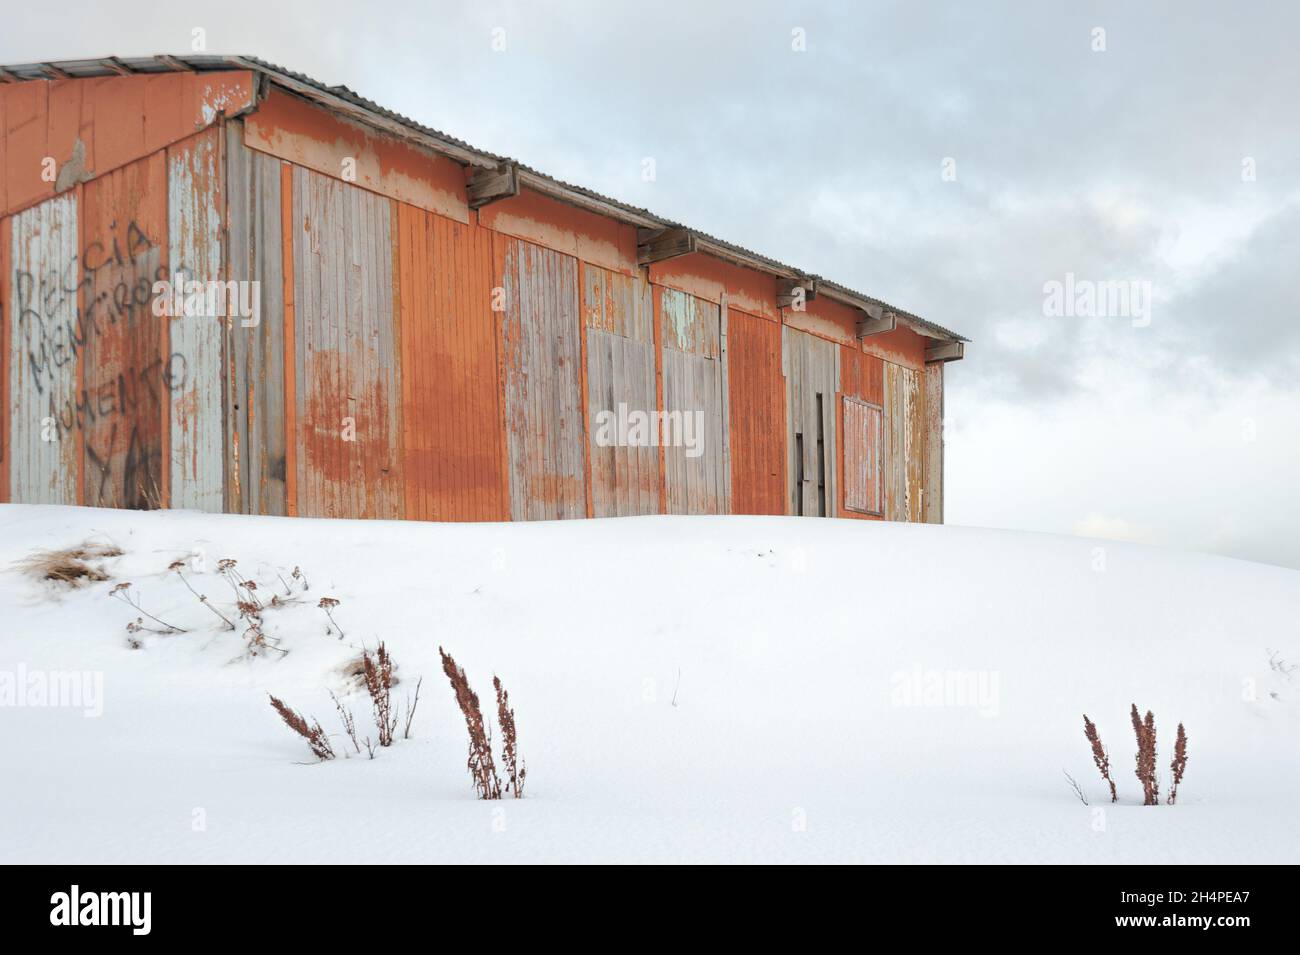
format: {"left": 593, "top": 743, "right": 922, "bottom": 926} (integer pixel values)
{"left": 4, "top": 1, "right": 1297, "bottom": 567}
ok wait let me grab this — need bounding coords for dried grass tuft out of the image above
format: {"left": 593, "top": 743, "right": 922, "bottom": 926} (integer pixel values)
{"left": 18, "top": 541, "right": 123, "bottom": 585}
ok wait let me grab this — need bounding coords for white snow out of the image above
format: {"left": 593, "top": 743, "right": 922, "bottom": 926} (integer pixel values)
{"left": 1, "top": 502, "right": 1298, "bottom": 864}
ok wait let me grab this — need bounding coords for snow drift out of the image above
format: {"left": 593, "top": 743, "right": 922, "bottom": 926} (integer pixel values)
{"left": 1, "top": 503, "right": 1297, "bottom": 864}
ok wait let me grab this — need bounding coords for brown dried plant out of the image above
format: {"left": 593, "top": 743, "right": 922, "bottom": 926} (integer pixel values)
{"left": 1168, "top": 723, "right": 1189, "bottom": 805}
{"left": 318, "top": 597, "right": 344, "bottom": 638}
{"left": 440, "top": 647, "right": 501, "bottom": 799}
{"left": 362, "top": 642, "right": 397, "bottom": 747}
{"left": 494, "top": 675, "right": 526, "bottom": 798}
{"left": 1130, "top": 704, "right": 1159, "bottom": 806}
{"left": 268, "top": 694, "right": 335, "bottom": 761}
{"left": 169, "top": 559, "right": 235, "bottom": 630}
{"left": 1082, "top": 714, "right": 1117, "bottom": 803}
{"left": 108, "top": 582, "right": 186, "bottom": 634}
{"left": 329, "top": 689, "right": 362, "bottom": 755}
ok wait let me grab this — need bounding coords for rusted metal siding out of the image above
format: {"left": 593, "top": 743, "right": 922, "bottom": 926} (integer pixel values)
{"left": 924, "top": 360, "right": 944, "bottom": 524}
{"left": 499, "top": 237, "right": 585, "bottom": 520}
{"left": 1, "top": 71, "right": 256, "bottom": 220}
{"left": 837, "top": 345, "right": 884, "bottom": 521}
{"left": 883, "top": 361, "right": 924, "bottom": 522}
{"left": 8, "top": 192, "right": 80, "bottom": 504}
{"left": 583, "top": 264, "right": 659, "bottom": 517}
{"left": 291, "top": 166, "right": 403, "bottom": 519}
{"left": 783, "top": 327, "right": 839, "bottom": 517}
{"left": 80, "top": 155, "right": 169, "bottom": 509}
{"left": 166, "top": 128, "right": 224, "bottom": 512}
{"left": 659, "top": 286, "right": 728, "bottom": 515}
{"left": 224, "top": 123, "right": 288, "bottom": 516}
{"left": 725, "top": 307, "right": 785, "bottom": 515}
{"left": 397, "top": 202, "right": 507, "bottom": 521}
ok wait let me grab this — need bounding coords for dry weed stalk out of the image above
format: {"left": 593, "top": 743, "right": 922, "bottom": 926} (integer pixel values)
{"left": 109, "top": 582, "right": 186, "bottom": 634}
{"left": 1168, "top": 723, "right": 1189, "bottom": 805}
{"left": 1082, "top": 714, "right": 1118, "bottom": 803}
{"left": 329, "top": 690, "right": 362, "bottom": 755}
{"left": 318, "top": 597, "right": 344, "bottom": 638}
{"left": 268, "top": 694, "right": 334, "bottom": 761}
{"left": 494, "top": 675, "right": 526, "bottom": 798}
{"left": 292, "top": 566, "right": 310, "bottom": 591}
{"left": 1062, "top": 769, "right": 1089, "bottom": 806}
{"left": 168, "top": 559, "right": 236, "bottom": 630}
{"left": 402, "top": 676, "right": 423, "bottom": 740}
{"left": 363, "top": 642, "right": 397, "bottom": 746}
{"left": 440, "top": 647, "right": 501, "bottom": 799}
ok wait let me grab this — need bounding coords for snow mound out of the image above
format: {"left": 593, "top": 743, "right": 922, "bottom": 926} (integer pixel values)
{"left": 1, "top": 503, "right": 1298, "bottom": 863}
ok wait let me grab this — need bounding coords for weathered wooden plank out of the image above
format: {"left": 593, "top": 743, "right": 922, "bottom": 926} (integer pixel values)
{"left": 500, "top": 237, "right": 585, "bottom": 520}
{"left": 583, "top": 264, "right": 659, "bottom": 517}
{"left": 291, "top": 165, "right": 402, "bottom": 519}
{"left": 842, "top": 395, "right": 883, "bottom": 515}
{"left": 924, "top": 359, "right": 944, "bottom": 524}
{"left": 7, "top": 192, "right": 79, "bottom": 504}
{"left": 224, "top": 123, "right": 287, "bottom": 516}
{"left": 782, "top": 326, "right": 838, "bottom": 517}
{"left": 658, "top": 285, "right": 727, "bottom": 515}
{"left": 167, "top": 127, "right": 224, "bottom": 512}
{"left": 883, "top": 361, "right": 922, "bottom": 522}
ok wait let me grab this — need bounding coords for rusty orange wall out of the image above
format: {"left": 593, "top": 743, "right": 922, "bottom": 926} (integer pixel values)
{"left": 478, "top": 188, "right": 637, "bottom": 276}
{"left": 786, "top": 294, "right": 928, "bottom": 370}
{"left": 1, "top": 71, "right": 255, "bottom": 220}
{"left": 78, "top": 152, "right": 170, "bottom": 508}
{"left": 396, "top": 201, "right": 507, "bottom": 521}
{"left": 245, "top": 88, "right": 468, "bottom": 224}
{"left": 2, "top": 70, "right": 950, "bottom": 526}
{"left": 726, "top": 307, "right": 785, "bottom": 515}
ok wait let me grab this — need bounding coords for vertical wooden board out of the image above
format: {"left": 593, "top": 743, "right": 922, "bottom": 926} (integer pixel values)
{"left": 499, "top": 237, "right": 584, "bottom": 520}
{"left": 726, "top": 308, "right": 785, "bottom": 515}
{"left": 883, "top": 361, "right": 922, "bottom": 522}
{"left": 8, "top": 193, "right": 79, "bottom": 504}
{"left": 80, "top": 156, "right": 170, "bottom": 509}
{"left": 167, "top": 127, "right": 224, "bottom": 512}
{"left": 924, "top": 360, "right": 944, "bottom": 524}
{"left": 397, "top": 203, "right": 506, "bottom": 521}
{"left": 292, "top": 166, "right": 402, "bottom": 519}
{"left": 658, "top": 285, "right": 726, "bottom": 515}
{"left": 782, "top": 327, "right": 838, "bottom": 517}
{"left": 0, "top": 214, "right": 9, "bottom": 503}
{"left": 583, "top": 264, "right": 659, "bottom": 517}
{"left": 842, "top": 396, "right": 883, "bottom": 515}
{"left": 224, "top": 125, "right": 288, "bottom": 516}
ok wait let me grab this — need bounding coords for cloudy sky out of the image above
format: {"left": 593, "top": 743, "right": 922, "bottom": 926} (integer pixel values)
{"left": 5, "top": 1, "right": 1297, "bottom": 567}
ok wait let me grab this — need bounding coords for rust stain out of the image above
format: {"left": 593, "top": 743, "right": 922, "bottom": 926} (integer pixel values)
{"left": 1, "top": 71, "right": 254, "bottom": 219}
{"left": 726, "top": 307, "right": 786, "bottom": 515}
{"left": 246, "top": 88, "right": 468, "bottom": 224}
{"left": 477, "top": 187, "right": 636, "bottom": 275}
{"left": 649, "top": 252, "right": 779, "bottom": 321}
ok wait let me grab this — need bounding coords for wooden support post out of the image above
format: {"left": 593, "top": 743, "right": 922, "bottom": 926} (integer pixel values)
{"left": 637, "top": 227, "right": 697, "bottom": 265}
{"left": 467, "top": 163, "right": 519, "bottom": 209}
{"left": 924, "top": 340, "right": 964, "bottom": 363}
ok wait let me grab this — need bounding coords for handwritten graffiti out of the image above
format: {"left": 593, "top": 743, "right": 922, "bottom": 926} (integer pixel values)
{"left": 8, "top": 217, "right": 195, "bottom": 509}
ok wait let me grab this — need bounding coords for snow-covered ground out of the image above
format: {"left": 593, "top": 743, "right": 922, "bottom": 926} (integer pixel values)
{"left": 1, "top": 503, "right": 1298, "bottom": 864}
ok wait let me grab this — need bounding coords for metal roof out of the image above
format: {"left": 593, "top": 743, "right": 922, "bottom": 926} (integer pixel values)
{"left": 0, "top": 54, "right": 968, "bottom": 343}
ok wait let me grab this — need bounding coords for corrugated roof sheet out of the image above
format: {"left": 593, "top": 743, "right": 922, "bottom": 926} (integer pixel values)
{"left": 0, "top": 53, "right": 968, "bottom": 343}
